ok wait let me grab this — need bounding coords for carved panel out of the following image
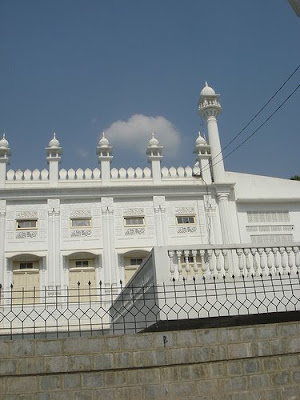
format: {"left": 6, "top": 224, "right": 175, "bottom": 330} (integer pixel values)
{"left": 70, "top": 229, "right": 92, "bottom": 237}
{"left": 101, "top": 197, "right": 113, "bottom": 207}
{"left": 175, "top": 207, "right": 195, "bottom": 215}
{"left": 177, "top": 226, "right": 197, "bottom": 234}
{"left": 70, "top": 210, "right": 91, "bottom": 218}
{"left": 16, "top": 231, "right": 38, "bottom": 239}
{"left": 153, "top": 196, "right": 165, "bottom": 206}
{"left": 123, "top": 208, "right": 144, "bottom": 216}
{"left": 125, "top": 228, "right": 145, "bottom": 236}
{"left": 16, "top": 211, "right": 38, "bottom": 219}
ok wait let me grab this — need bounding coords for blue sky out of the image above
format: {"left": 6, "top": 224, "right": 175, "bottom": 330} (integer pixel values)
{"left": 0, "top": 0, "right": 299, "bottom": 178}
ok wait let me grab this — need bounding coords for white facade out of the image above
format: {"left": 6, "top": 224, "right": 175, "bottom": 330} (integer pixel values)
{"left": 1, "top": 83, "right": 300, "bottom": 294}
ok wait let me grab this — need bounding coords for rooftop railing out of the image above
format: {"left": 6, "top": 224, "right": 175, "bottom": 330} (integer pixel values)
{"left": 5, "top": 166, "right": 204, "bottom": 183}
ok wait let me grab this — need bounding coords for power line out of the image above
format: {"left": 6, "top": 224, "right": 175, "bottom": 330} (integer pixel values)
{"left": 222, "top": 84, "right": 300, "bottom": 162}
{"left": 210, "top": 64, "right": 300, "bottom": 164}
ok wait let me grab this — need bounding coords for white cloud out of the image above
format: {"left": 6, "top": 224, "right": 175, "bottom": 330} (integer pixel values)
{"left": 104, "top": 114, "right": 181, "bottom": 157}
{"left": 76, "top": 148, "right": 89, "bottom": 159}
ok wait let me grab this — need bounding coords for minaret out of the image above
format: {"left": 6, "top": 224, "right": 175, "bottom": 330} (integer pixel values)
{"left": 193, "top": 131, "right": 212, "bottom": 184}
{"left": 198, "top": 82, "right": 225, "bottom": 182}
{"left": 46, "top": 133, "right": 62, "bottom": 186}
{"left": 146, "top": 133, "right": 163, "bottom": 183}
{"left": 0, "top": 134, "right": 11, "bottom": 187}
{"left": 97, "top": 132, "right": 113, "bottom": 184}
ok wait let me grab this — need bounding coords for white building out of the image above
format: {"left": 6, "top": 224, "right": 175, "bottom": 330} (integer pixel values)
{"left": 0, "top": 82, "right": 299, "bottom": 300}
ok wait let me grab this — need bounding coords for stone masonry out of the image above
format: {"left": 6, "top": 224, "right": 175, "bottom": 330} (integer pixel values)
{"left": 0, "top": 321, "right": 300, "bottom": 399}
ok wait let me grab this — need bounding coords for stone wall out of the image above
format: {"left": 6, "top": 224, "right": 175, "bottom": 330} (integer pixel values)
{"left": 0, "top": 321, "right": 300, "bottom": 399}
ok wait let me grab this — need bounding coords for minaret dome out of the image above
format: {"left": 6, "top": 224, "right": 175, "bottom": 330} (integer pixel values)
{"left": 98, "top": 132, "right": 110, "bottom": 148}
{"left": 200, "top": 81, "right": 216, "bottom": 96}
{"left": 48, "top": 132, "right": 60, "bottom": 148}
{"left": 0, "top": 133, "right": 9, "bottom": 149}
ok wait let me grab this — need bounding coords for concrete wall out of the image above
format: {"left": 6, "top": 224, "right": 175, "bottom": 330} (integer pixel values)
{"left": 0, "top": 321, "right": 300, "bottom": 399}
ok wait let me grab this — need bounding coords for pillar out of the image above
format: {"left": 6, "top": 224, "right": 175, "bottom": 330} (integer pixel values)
{"left": 153, "top": 196, "right": 168, "bottom": 246}
{"left": 101, "top": 197, "right": 117, "bottom": 286}
{"left": 217, "top": 193, "right": 235, "bottom": 244}
{"left": 0, "top": 200, "right": 6, "bottom": 286}
{"left": 47, "top": 199, "right": 61, "bottom": 289}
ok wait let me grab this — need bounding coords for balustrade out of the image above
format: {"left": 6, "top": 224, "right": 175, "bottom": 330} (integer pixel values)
{"left": 161, "top": 166, "right": 197, "bottom": 178}
{"left": 167, "top": 245, "right": 300, "bottom": 280}
{"left": 5, "top": 165, "right": 209, "bottom": 183}
{"left": 6, "top": 169, "right": 49, "bottom": 181}
{"left": 110, "top": 167, "right": 151, "bottom": 179}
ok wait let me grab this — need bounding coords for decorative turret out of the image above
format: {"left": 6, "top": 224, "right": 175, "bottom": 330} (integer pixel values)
{"left": 198, "top": 82, "right": 225, "bottom": 183}
{"left": 198, "top": 83, "right": 233, "bottom": 244}
{"left": 46, "top": 133, "right": 62, "bottom": 186}
{"left": 193, "top": 132, "right": 212, "bottom": 184}
{"left": 97, "top": 132, "right": 113, "bottom": 183}
{"left": 146, "top": 133, "right": 163, "bottom": 182}
{"left": 0, "top": 134, "right": 11, "bottom": 187}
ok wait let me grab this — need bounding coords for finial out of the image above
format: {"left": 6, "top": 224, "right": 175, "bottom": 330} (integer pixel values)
{"left": 102, "top": 131, "right": 105, "bottom": 138}
{"left": 205, "top": 81, "right": 208, "bottom": 87}
{"left": 148, "top": 132, "right": 159, "bottom": 147}
{"left": 2, "top": 133, "right": 6, "bottom": 139}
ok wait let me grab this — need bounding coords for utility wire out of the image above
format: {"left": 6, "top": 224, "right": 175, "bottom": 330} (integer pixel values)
{"left": 198, "top": 84, "right": 300, "bottom": 176}
{"left": 222, "top": 84, "right": 300, "bottom": 162}
{"left": 209, "top": 64, "right": 300, "bottom": 165}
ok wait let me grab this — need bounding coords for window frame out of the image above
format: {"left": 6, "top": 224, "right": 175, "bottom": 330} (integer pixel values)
{"left": 19, "top": 262, "right": 34, "bottom": 270}
{"left": 16, "top": 219, "right": 38, "bottom": 230}
{"left": 123, "top": 216, "right": 145, "bottom": 227}
{"left": 176, "top": 215, "right": 196, "bottom": 225}
{"left": 130, "top": 258, "right": 143, "bottom": 266}
{"left": 70, "top": 218, "right": 92, "bottom": 229}
{"left": 75, "top": 260, "right": 89, "bottom": 268}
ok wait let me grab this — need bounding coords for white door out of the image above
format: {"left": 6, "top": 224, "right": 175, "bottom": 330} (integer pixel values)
{"left": 13, "top": 262, "right": 40, "bottom": 304}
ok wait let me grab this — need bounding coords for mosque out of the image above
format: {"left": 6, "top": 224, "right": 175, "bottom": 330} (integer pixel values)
{"left": 0, "top": 82, "right": 299, "bottom": 297}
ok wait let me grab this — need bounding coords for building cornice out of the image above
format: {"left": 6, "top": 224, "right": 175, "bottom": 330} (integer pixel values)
{"left": 0, "top": 182, "right": 235, "bottom": 202}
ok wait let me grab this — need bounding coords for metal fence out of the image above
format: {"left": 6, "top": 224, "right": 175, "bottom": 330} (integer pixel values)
{"left": 0, "top": 273, "right": 300, "bottom": 339}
